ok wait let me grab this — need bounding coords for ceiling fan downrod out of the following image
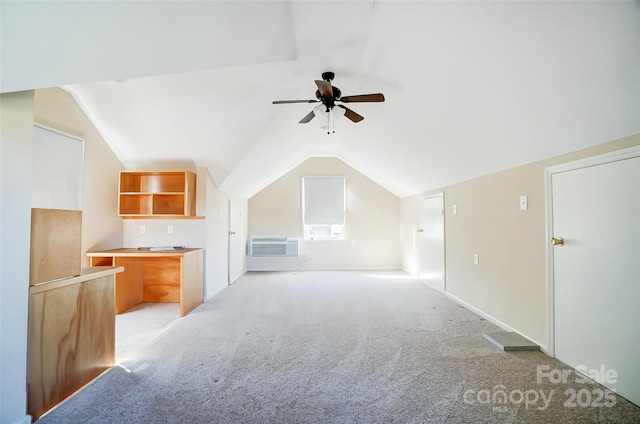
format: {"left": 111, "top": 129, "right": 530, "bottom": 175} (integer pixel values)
{"left": 321, "top": 71, "right": 335, "bottom": 82}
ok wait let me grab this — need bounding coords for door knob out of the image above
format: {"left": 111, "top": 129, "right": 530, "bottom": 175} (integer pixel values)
{"left": 229, "top": 231, "right": 236, "bottom": 236}
{"left": 417, "top": 229, "right": 424, "bottom": 233}
{"left": 551, "top": 237, "right": 564, "bottom": 246}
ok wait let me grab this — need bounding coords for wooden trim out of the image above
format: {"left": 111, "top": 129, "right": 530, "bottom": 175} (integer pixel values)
{"left": 180, "top": 250, "right": 204, "bottom": 317}
{"left": 112, "top": 257, "right": 145, "bottom": 314}
{"left": 30, "top": 266, "right": 124, "bottom": 294}
{"left": 87, "top": 248, "right": 204, "bottom": 258}
{"left": 120, "top": 215, "right": 205, "bottom": 219}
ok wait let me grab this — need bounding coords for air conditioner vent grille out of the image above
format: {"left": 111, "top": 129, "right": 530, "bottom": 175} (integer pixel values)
{"left": 252, "top": 237, "right": 288, "bottom": 243}
{"left": 250, "top": 236, "right": 300, "bottom": 257}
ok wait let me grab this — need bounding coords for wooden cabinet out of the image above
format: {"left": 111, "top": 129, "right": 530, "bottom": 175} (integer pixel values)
{"left": 28, "top": 266, "right": 123, "bottom": 420}
{"left": 118, "top": 170, "right": 199, "bottom": 218}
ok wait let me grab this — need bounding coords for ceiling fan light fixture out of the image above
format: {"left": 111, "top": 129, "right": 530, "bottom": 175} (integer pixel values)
{"left": 313, "top": 104, "right": 327, "bottom": 117}
{"left": 332, "top": 106, "right": 345, "bottom": 119}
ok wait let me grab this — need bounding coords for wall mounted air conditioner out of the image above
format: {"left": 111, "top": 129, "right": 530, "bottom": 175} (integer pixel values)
{"left": 249, "top": 236, "right": 300, "bottom": 258}
{"left": 248, "top": 236, "right": 303, "bottom": 272}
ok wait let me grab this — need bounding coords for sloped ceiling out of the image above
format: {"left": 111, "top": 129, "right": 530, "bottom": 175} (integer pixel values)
{"left": 2, "top": 1, "right": 639, "bottom": 199}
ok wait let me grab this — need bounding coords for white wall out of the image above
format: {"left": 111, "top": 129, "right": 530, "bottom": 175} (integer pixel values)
{"left": 123, "top": 219, "right": 206, "bottom": 249}
{"left": 400, "top": 193, "right": 421, "bottom": 277}
{"left": 249, "top": 157, "right": 401, "bottom": 270}
{"left": 240, "top": 198, "right": 248, "bottom": 273}
{"left": 204, "top": 171, "right": 231, "bottom": 299}
{"left": 399, "top": 133, "right": 640, "bottom": 351}
{"left": 1, "top": 91, "right": 34, "bottom": 424}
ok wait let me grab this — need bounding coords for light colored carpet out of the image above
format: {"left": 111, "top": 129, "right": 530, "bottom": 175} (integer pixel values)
{"left": 38, "top": 271, "right": 640, "bottom": 423}
{"left": 115, "top": 302, "right": 181, "bottom": 363}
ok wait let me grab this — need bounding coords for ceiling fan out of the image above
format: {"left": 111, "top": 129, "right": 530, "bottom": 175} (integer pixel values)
{"left": 272, "top": 72, "right": 385, "bottom": 129}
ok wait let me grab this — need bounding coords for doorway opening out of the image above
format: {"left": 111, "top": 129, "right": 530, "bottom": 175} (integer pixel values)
{"left": 419, "top": 193, "right": 445, "bottom": 293}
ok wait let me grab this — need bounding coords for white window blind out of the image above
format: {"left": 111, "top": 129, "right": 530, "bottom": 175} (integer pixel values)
{"left": 32, "top": 124, "right": 84, "bottom": 210}
{"left": 303, "top": 176, "right": 345, "bottom": 225}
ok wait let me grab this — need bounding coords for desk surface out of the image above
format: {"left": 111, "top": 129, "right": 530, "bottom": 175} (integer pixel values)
{"left": 86, "top": 247, "right": 204, "bottom": 258}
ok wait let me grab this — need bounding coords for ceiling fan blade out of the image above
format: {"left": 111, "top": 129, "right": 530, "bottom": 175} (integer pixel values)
{"left": 273, "top": 99, "right": 318, "bottom": 104}
{"left": 315, "top": 80, "right": 333, "bottom": 97}
{"left": 339, "top": 93, "right": 385, "bottom": 103}
{"left": 299, "top": 110, "right": 315, "bottom": 123}
{"left": 338, "top": 105, "right": 364, "bottom": 123}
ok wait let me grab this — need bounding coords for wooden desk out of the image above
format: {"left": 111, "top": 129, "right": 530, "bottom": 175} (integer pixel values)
{"left": 86, "top": 248, "right": 204, "bottom": 317}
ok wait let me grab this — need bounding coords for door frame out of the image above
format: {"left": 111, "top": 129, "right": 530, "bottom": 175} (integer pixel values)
{"left": 544, "top": 145, "right": 640, "bottom": 357}
{"left": 227, "top": 197, "right": 243, "bottom": 285}
{"left": 418, "top": 192, "right": 445, "bottom": 292}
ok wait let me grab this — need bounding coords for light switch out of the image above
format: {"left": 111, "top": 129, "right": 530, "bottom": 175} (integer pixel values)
{"left": 453, "top": 204, "right": 457, "bottom": 215}
{"left": 520, "top": 195, "right": 528, "bottom": 211}
{"left": 167, "top": 224, "right": 174, "bottom": 234}
{"left": 473, "top": 253, "right": 479, "bottom": 265}
{"left": 140, "top": 224, "right": 146, "bottom": 234}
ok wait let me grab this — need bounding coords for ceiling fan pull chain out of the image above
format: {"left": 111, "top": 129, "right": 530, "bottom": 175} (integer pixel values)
{"left": 332, "top": 108, "right": 337, "bottom": 134}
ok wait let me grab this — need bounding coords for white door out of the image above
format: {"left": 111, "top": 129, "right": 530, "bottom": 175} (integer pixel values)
{"left": 551, "top": 153, "right": 639, "bottom": 406}
{"left": 228, "top": 197, "right": 243, "bottom": 284}
{"left": 419, "top": 194, "right": 445, "bottom": 292}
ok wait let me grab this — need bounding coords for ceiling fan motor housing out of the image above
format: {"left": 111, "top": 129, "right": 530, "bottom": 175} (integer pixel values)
{"left": 315, "top": 86, "right": 342, "bottom": 111}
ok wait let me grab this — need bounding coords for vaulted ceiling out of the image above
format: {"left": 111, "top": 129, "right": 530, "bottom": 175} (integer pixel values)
{"left": 2, "top": 1, "right": 639, "bottom": 198}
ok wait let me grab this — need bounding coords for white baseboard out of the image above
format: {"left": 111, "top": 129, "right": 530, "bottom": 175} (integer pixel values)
{"left": 206, "top": 283, "right": 227, "bottom": 301}
{"left": 302, "top": 267, "right": 401, "bottom": 272}
{"left": 444, "top": 291, "right": 548, "bottom": 354}
{"left": 247, "top": 256, "right": 305, "bottom": 272}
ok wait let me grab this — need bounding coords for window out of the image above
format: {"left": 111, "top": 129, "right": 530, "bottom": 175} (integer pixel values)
{"left": 302, "top": 176, "right": 345, "bottom": 240}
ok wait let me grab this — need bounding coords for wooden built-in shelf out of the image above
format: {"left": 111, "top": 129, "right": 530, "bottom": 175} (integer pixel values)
{"left": 118, "top": 170, "right": 202, "bottom": 218}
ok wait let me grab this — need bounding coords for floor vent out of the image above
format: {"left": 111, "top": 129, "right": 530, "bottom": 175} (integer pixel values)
{"left": 484, "top": 331, "right": 539, "bottom": 351}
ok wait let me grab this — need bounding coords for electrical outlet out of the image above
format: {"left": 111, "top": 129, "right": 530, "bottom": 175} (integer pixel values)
{"left": 167, "top": 225, "right": 173, "bottom": 234}
{"left": 473, "top": 253, "right": 479, "bottom": 265}
{"left": 140, "top": 224, "right": 146, "bottom": 234}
